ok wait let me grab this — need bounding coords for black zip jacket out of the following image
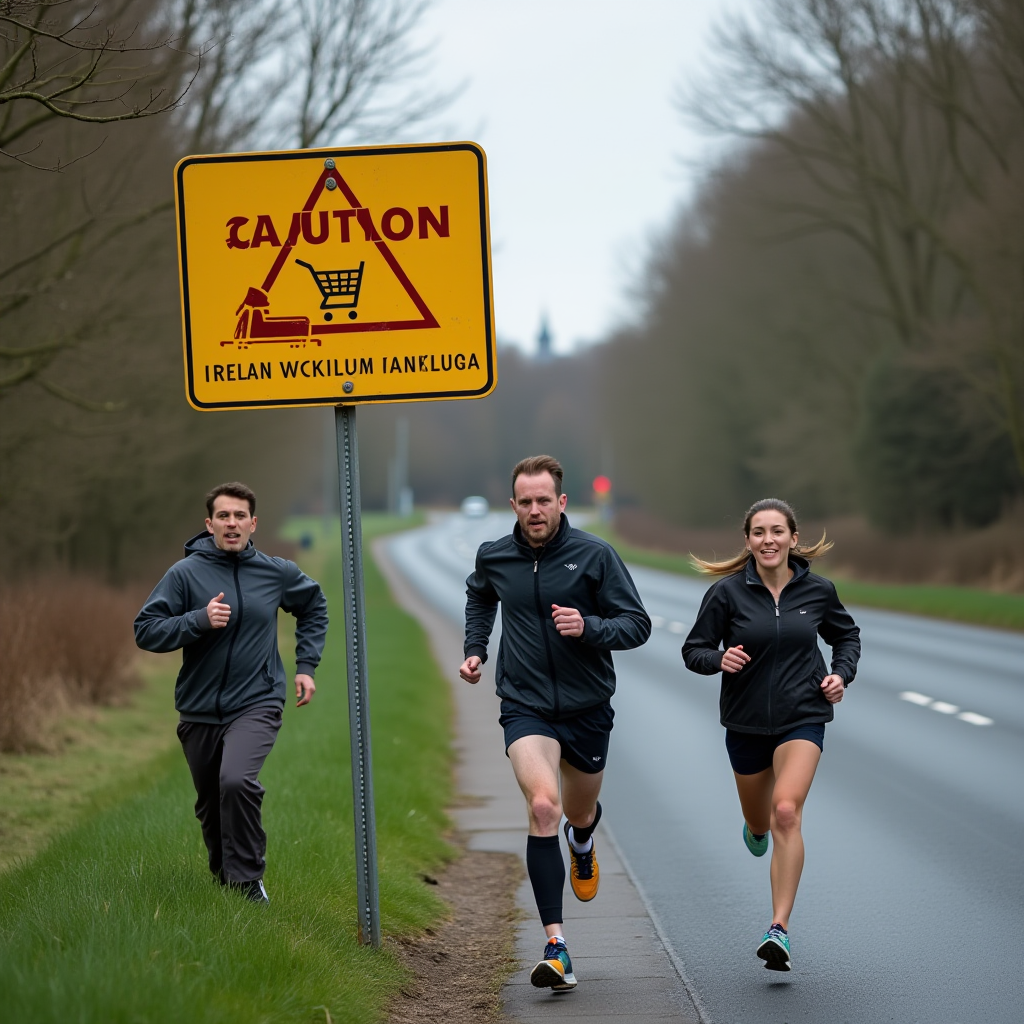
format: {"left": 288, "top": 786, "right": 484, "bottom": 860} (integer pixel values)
{"left": 681, "top": 555, "right": 860, "bottom": 735}
{"left": 134, "top": 532, "right": 328, "bottom": 724}
{"left": 464, "top": 515, "right": 651, "bottom": 719}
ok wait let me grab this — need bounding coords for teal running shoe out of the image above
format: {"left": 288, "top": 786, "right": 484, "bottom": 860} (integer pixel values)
{"left": 530, "top": 937, "right": 578, "bottom": 990}
{"left": 756, "top": 923, "right": 791, "bottom": 971}
{"left": 743, "top": 822, "right": 769, "bottom": 857}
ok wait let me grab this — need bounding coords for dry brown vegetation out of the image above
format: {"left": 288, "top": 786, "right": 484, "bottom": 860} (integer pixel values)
{"left": 0, "top": 577, "right": 142, "bottom": 752}
{"left": 616, "top": 506, "right": 1024, "bottom": 592}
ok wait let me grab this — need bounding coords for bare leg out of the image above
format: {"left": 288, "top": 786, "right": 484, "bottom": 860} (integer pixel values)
{"left": 560, "top": 759, "right": 604, "bottom": 835}
{"left": 733, "top": 766, "right": 774, "bottom": 837}
{"left": 508, "top": 735, "right": 566, "bottom": 940}
{"left": 768, "top": 739, "right": 821, "bottom": 929}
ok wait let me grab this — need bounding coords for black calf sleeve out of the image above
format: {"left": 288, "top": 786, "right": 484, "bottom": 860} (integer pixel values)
{"left": 569, "top": 800, "right": 602, "bottom": 846}
{"left": 526, "top": 834, "right": 565, "bottom": 926}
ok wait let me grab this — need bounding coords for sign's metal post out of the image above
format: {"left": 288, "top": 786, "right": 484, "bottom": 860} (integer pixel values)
{"left": 334, "top": 403, "right": 381, "bottom": 947}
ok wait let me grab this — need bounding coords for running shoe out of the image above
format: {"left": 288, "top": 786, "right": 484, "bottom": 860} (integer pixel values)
{"left": 756, "top": 923, "right": 791, "bottom": 971}
{"left": 530, "top": 937, "right": 578, "bottom": 990}
{"left": 743, "top": 822, "right": 769, "bottom": 857}
{"left": 229, "top": 878, "right": 270, "bottom": 904}
{"left": 563, "top": 820, "right": 600, "bottom": 901}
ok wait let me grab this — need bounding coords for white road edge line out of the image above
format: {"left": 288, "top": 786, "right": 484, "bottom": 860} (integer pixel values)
{"left": 601, "top": 821, "right": 713, "bottom": 1024}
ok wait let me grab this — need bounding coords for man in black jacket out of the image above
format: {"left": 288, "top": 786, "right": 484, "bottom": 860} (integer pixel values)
{"left": 460, "top": 455, "right": 650, "bottom": 991}
{"left": 135, "top": 482, "right": 328, "bottom": 903}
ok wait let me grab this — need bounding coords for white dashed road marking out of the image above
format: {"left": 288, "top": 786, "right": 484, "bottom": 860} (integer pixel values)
{"left": 957, "top": 711, "right": 995, "bottom": 726}
{"left": 900, "top": 691, "right": 933, "bottom": 706}
{"left": 668, "top": 621, "right": 686, "bottom": 634}
{"left": 899, "top": 691, "right": 994, "bottom": 726}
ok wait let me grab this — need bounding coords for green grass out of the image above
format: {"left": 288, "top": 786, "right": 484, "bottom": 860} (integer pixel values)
{"left": 825, "top": 578, "right": 1024, "bottom": 632}
{"left": 585, "top": 520, "right": 701, "bottom": 578}
{"left": 587, "top": 521, "right": 1024, "bottom": 632}
{"left": 0, "top": 656, "right": 180, "bottom": 874}
{"left": 0, "top": 514, "right": 453, "bottom": 1023}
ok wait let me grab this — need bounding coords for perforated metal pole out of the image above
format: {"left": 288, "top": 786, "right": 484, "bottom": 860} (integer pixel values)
{"left": 335, "top": 404, "right": 381, "bottom": 947}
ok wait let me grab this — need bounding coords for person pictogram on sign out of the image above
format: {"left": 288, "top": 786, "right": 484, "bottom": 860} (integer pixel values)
{"left": 231, "top": 287, "right": 311, "bottom": 347}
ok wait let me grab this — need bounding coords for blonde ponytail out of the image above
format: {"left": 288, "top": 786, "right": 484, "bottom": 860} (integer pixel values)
{"left": 688, "top": 498, "right": 833, "bottom": 578}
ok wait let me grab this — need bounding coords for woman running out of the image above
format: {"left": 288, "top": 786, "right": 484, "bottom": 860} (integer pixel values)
{"left": 681, "top": 498, "right": 860, "bottom": 972}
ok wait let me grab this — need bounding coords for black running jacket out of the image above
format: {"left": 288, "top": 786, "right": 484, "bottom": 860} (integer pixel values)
{"left": 464, "top": 515, "right": 651, "bottom": 719}
{"left": 682, "top": 556, "right": 860, "bottom": 734}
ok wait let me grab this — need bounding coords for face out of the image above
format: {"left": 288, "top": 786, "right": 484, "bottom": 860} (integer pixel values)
{"left": 745, "top": 510, "right": 797, "bottom": 570}
{"left": 510, "top": 473, "right": 567, "bottom": 548}
{"left": 206, "top": 494, "right": 257, "bottom": 552}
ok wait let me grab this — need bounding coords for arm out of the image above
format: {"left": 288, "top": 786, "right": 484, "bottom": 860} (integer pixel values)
{"left": 681, "top": 582, "right": 728, "bottom": 675}
{"left": 463, "top": 551, "right": 499, "bottom": 663}
{"left": 281, "top": 563, "right": 329, "bottom": 679}
{"left": 578, "top": 546, "right": 651, "bottom": 650}
{"left": 134, "top": 569, "right": 214, "bottom": 653}
{"left": 817, "top": 582, "right": 861, "bottom": 687}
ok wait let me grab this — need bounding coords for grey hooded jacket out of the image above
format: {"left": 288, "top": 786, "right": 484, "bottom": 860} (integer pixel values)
{"left": 134, "top": 532, "right": 328, "bottom": 724}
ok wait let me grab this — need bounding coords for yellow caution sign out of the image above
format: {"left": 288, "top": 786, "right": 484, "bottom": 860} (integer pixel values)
{"left": 174, "top": 143, "right": 495, "bottom": 409}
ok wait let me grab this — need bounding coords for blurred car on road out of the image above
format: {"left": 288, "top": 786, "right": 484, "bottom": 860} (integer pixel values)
{"left": 460, "top": 496, "right": 490, "bottom": 518}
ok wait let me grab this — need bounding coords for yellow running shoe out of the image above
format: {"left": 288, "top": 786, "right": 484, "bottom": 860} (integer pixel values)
{"left": 563, "top": 820, "right": 600, "bottom": 902}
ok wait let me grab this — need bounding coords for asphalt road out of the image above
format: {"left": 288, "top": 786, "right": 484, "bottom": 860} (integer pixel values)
{"left": 385, "top": 512, "right": 1024, "bottom": 1024}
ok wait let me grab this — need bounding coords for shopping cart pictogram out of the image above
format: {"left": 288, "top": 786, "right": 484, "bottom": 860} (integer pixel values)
{"left": 295, "top": 259, "right": 365, "bottom": 321}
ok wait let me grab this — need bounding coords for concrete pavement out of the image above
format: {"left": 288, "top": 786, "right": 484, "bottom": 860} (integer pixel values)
{"left": 374, "top": 538, "right": 703, "bottom": 1023}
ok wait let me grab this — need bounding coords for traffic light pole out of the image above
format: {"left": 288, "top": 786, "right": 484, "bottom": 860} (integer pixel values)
{"left": 334, "top": 403, "right": 381, "bottom": 947}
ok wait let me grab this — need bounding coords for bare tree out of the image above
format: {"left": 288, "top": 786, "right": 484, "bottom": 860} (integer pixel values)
{"left": 0, "top": 0, "right": 200, "bottom": 168}
{"left": 277, "top": 0, "right": 449, "bottom": 149}
{"left": 0, "top": 0, "right": 450, "bottom": 407}
{"left": 681, "top": 0, "right": 1024, "bottom": 477}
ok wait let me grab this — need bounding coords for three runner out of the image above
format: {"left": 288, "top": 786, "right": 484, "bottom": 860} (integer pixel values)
{"left": 460, "top": 455, "right": 651, "bottom": 991}
{"left": 682, "top": 498, "right": 860, "bottom": 971}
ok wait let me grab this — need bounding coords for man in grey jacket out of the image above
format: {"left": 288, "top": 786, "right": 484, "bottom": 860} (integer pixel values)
{"left": 135, "top": 482, "right": 328, "bottom": 903}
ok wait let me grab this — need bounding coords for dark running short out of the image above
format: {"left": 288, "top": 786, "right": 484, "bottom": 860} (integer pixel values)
{"left": 499, "top": 699, "right": 614, "bottom": 775}
{"left": 725, "top": 723, "right": 825, "bottom": 775}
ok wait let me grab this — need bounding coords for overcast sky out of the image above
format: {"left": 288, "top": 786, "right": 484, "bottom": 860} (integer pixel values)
{"left": 415, "top": 0, "right": 739, "bottom": 354}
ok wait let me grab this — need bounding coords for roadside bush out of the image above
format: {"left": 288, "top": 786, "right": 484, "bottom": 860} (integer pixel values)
{"left": 0, "top": 578, "right": 141, "bottom": 753}
{"left": 856, "top": 359, "right": 1020, "bottom": 533}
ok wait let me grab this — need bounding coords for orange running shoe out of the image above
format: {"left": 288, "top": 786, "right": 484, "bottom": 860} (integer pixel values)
{"left": 563, "top": 819, "right": 600, "bottom": 901}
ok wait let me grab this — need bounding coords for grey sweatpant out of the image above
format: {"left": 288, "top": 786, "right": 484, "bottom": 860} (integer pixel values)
{"left": 176, "top": 704, "right": 282, "bottom": 885}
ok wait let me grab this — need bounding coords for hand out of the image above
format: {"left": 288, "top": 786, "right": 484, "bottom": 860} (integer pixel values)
{"left": 206, "top": 592, "right": 232, "bottom": 629}
{"left": 820, "top": 673, "right": 845, "bottom": 703}
{"left": 552, "top": 604, "right": 584, "bottom": 637}
{"left": 460, "top": 656, "right": 482, "bottom": 684}
{"left": 720, "top": 645, "right": 750, "bottom": 674}
{"left": 295, "top": 673, "right": 316, "bottom": 706}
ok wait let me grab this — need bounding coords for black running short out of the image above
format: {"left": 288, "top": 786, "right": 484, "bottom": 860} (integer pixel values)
{"left": 499, "top": 699, "right": 614, "bottom": 775}
{"left": 725, "top": 723, "right": 825, "bottom": 775}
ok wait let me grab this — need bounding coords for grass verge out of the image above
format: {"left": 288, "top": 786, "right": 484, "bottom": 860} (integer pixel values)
{"left": 0, "top": 513, "right": 454, "bottom": 1023}
{"left": 0, "top": 654, "right": 180, "bottom": 874}
{"left": 587, "top": 521, "right": 1024, "bottom": 632}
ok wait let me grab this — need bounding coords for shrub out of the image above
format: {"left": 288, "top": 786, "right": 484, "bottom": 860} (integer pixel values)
{"left": 0, "top": 578, "right": 141, "bottom": 753}
{"left": 855, "top": 358, "right": 1020, "bottom": 532}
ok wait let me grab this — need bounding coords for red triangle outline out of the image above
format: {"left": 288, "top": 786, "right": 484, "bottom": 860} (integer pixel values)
{"left": 257, "top": 167, "right": 439, "bottom": 335}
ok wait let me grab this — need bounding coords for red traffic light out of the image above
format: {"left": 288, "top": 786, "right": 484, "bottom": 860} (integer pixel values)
{"left": 592, "top": 475, "right": 612, "bottom": 495}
